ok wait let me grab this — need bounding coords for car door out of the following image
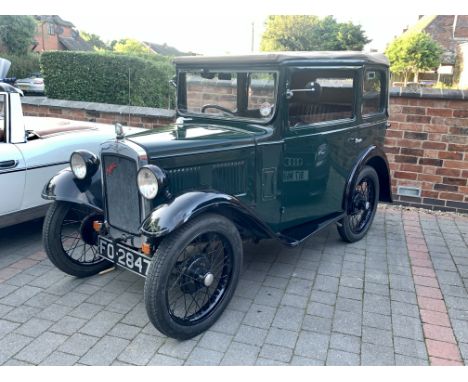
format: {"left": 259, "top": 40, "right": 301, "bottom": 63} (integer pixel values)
{"left": 280, "top": 66, "right": 362, "bottom": 229}
{"left": 0, "top": 93, "right": 26, "bottom": 215}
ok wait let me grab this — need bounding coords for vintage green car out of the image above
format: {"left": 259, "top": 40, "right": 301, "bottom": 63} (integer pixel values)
{"left": 42, "top": 52, "right": 392, "bottom": 340}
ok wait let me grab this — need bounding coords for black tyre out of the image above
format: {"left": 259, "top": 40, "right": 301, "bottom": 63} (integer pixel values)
{"left": 337, "top": 166, "right": 379, "bottom": 243}
{"left": 144, "top": 213, "right": 242, "bottom": 340}
{"left": 43, "top": 201, "right": 112, "bottom": 277}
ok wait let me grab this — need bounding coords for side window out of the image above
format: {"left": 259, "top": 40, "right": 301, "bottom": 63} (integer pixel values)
{"left": 0, "top": 94, "right": 5, "bottom": 143}
{"left": 362, "top": 70, "right": 385, "bottom": 116}
{"left": 288, "top": 69, "right": 355, "bottom": 127}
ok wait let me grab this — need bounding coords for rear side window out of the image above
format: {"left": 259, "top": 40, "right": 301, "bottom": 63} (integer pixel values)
{"left": 288, "top": 69, "right": 355, "bottom": 127}
{"left": 362, "top": 70, "right": 385, "bottom": 116}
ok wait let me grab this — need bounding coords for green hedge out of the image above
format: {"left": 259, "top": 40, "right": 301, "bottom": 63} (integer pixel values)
{"left": 1, "top": 53, "right": 41, "bottom": 79}
{"left": 41, "top": 51, "right": 175, "bottom": 108}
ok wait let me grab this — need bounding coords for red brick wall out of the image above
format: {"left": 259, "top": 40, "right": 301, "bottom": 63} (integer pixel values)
{"left": 22, "top": 92, "right": 468, "bottom": 214}
{"left": 21, "top": 100, "right": 174, "bottom": 129}
{"left": 386, "top": 91, "right": 468, "bottom": 213}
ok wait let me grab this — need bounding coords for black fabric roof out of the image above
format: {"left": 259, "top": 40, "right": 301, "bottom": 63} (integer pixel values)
{"left": 173, "top": 51, "right": 389, "bottom": 66}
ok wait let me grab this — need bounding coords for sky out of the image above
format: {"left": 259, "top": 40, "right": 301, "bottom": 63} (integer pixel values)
{"left": 3, "top": 0, "right": 468, "bottom": 54}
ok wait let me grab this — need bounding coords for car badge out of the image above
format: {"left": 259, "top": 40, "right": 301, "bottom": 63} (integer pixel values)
{"left": 114, "top": 123, "right": 125, "bottom": 139}
{"left": 106, "top": 162, "right": 118, "bottom": 175}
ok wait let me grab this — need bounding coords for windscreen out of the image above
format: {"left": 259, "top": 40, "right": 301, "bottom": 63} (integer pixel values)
{"left": 178, "top": 70, "right": 277, "bottom": 122}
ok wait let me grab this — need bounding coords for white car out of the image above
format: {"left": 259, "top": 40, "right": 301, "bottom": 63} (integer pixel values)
{"left": 0, "top": 82, "right": 143, "bottom": 229}
{"left": 15, "top": 72, "right": 45, "bottom": 95}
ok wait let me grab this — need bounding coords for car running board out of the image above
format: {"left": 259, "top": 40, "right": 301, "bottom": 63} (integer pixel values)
{"left": 277, "top": 212, "right": 346, "bottom": 247}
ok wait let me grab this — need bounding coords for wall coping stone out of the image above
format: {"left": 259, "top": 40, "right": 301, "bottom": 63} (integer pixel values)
{"left": 21, "top": 97, "right": 176, "bottom": 119}
{"left": 390, "top": 87, "right": 467, "bottom": 100}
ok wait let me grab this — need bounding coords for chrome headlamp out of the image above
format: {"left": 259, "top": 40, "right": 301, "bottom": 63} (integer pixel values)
{"left": 70, "top": 150, "right": 100, "bottom": 180}
{"left": 137, "top": 165, "right": 167, "bottom": 200}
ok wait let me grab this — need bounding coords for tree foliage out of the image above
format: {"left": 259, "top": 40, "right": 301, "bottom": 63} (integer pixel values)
{"left": 0, "top": 15, "right": 37, "bottom": 55}
{"left": 385, "top": 32, "right": 443, "bottom": 85}
{"left": 0, "top": 53, "right": 41, "bottom": 78}
{"left": 112, "top": 38, "right": 152, "bottom": 55}
{"left": 80, "top": 31, "right": 109, "bottom": 51}
{"left": 41, "top": 51, "right": 175, "bottom": 108}
{"left": 260, "top": 15, "right": 370, "bottom": 52}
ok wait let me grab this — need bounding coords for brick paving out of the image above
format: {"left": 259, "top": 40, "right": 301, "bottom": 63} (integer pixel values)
{"left": 0, "top": 205, "right": 467, "bottom": 366}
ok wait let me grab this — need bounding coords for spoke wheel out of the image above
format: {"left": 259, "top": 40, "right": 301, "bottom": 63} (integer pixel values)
{"left": 60, "top": 207, "right": 101, "bottom": 265}
{"left": 43, "top": 201, "right": 112, "bottom": 277}
{"left": 144, "top": 213, "right": 242, "bottom": 340}
{"left": 348, "top": 176, "right": 376, "bottom": 235}
{"left": 167, "top": 232, "right": 233, "bottom": 324}
{"left": 337, "top": 166, "right": 379, "bottom": 243}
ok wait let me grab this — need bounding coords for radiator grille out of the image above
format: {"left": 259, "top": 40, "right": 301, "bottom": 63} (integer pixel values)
{"left": 102, "top": 155, "right": 141, "bottom": 234}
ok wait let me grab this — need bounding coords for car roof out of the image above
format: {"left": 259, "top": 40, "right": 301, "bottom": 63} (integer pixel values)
{"left": 174, "top": 51, "right": 389, "bottom": 66}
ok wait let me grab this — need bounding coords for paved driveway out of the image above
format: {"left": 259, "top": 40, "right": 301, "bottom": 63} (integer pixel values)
{"left": 0, "top": 205, "right": 467, "bottom": 366}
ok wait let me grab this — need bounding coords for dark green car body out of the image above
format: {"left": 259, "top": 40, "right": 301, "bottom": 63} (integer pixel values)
{"left": 44, "top": 52, "right": 392, "bottom": 247}
{"left": 42, "top": 52, "right": 393, "bottom": 339}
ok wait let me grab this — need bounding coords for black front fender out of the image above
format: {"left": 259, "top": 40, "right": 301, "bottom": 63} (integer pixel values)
{"left": 42, "top": 168, "right": 103, "bottom": 211}
{"left": 140, "top": 191, "right": 278, "bottom": 241}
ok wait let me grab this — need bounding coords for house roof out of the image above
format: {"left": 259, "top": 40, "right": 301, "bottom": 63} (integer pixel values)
{"left": 173, "top": 51, "right": 389, "bottom": 66}
{"left": 35, "top": 15, "right": 75, "bottom": 28}
{"left": 58, "top": 36, "right": 93, "bottom": 51}
{"left": 401, "top": 16, "right": 437, "bottom": 36}
{"left": 145, "top": 42, "right": 195, "bottom": 57}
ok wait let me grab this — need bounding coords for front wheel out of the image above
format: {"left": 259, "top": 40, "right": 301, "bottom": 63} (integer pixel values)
{"left": 144, "top": 213, "right": 242, "bottom": 340}
{"left": 43, "top": 201, "right": 112, "bottom": 277}
{"left": 337, "top": 166, "right": 379, "bottom": 243}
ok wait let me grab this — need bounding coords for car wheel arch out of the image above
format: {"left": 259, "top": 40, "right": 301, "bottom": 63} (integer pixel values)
{"left": 342, "top": 145, "right": 392, "bottom": 212}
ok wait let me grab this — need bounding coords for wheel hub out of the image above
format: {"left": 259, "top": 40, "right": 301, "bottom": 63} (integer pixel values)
{"left": 352, "top": 193, "right": 367, "bottom": 212}
{"left": 179, "top": 255, "right": 211, "bottom": 294}
{"left": 203, "top": 272, "right": 214, "bottom": 287}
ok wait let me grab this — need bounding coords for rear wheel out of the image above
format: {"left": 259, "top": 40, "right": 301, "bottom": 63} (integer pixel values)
{"left": 43, "top": 201, "right": 112, "bottom": 277}
{"left": 337, "top": 166, "right": 379, "bottom": 243}
{"left": 144, "top": 213, "right": 242, "bottom": 340}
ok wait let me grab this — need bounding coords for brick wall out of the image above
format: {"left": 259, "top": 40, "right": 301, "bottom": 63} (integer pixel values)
{"left": 22, "top": 90, "right": 468, "bottom": 214}
{"left": 386, "top": 88, "right": 468, "bottom": 213}
{"left": 21, "top": 97, "right": 175, "bottom": 129}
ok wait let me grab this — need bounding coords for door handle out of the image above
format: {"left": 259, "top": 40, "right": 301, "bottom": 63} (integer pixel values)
{"left": 0, "top": 160, "right": 19, "bottom": 169}
{"left": 348, "top": 137, "right": 363, "bottom": 144}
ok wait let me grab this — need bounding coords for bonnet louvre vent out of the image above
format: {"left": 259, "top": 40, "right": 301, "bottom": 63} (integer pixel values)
{"left": 166, "top": 166, "right": 201, "bottom": 195}
{"left": 212, "top": 161, "right": 246, "bottom": 195}
{"left": 166, "top": 161, "right": 247, "bottom": 196}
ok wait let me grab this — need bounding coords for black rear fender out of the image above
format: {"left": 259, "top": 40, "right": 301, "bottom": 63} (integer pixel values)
{"left": 343, "top": 146, "right": 393, "bottom": 212}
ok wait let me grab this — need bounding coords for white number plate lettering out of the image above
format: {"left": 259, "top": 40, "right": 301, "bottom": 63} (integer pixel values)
{"left": 98, "top": 237, "right": 151, "bottom": 277}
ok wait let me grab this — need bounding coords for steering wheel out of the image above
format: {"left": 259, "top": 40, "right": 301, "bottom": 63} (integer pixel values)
{"left": 201, "top": 104, "right": 235, "bottom": 116}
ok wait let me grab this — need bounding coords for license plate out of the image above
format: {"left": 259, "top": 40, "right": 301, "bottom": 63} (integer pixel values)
{"left": 98, "top": 236, "right": 151, "bottom": 277}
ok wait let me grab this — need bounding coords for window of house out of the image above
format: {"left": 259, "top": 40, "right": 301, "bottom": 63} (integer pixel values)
{"left": 288, "top": 69, "right": 355, "bottom": 127}
{"left": 362, "top": 70, "right": 385, "bottom": 116}
{"left": 48, "top": 23, "right": 55, "bottom": 35}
